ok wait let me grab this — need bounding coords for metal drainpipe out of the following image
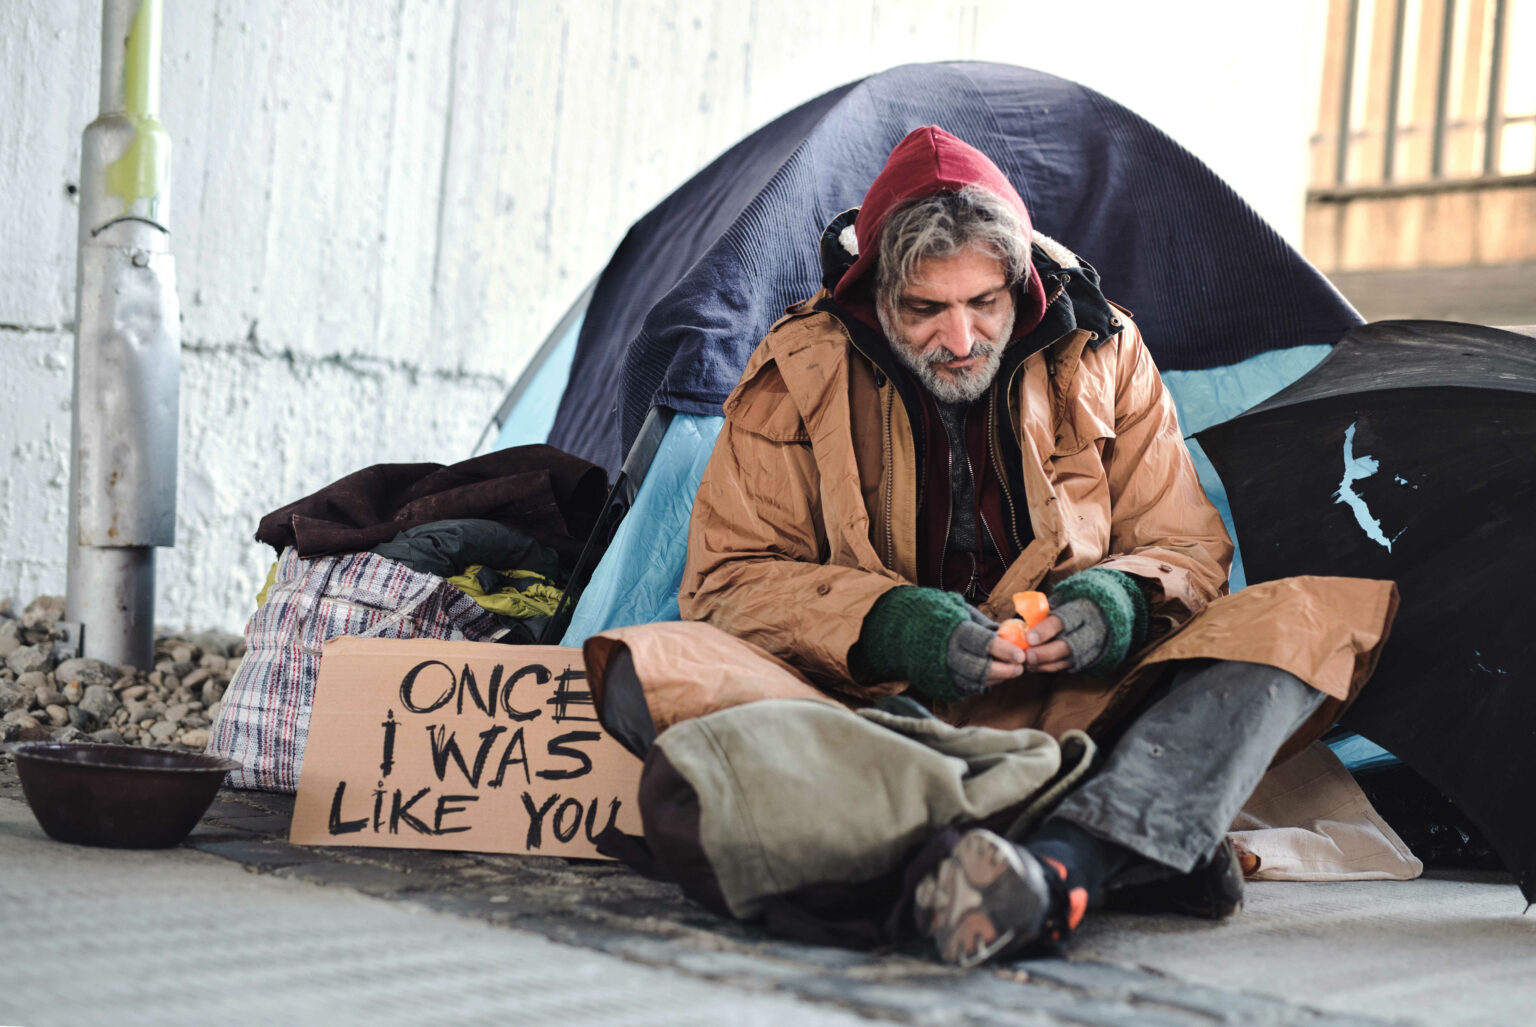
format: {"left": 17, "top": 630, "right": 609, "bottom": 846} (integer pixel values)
{"left": 65, "top": 0, "right": 180, "bottom": 669}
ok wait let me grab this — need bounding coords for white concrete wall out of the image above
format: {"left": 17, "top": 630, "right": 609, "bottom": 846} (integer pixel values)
{"left": 0, "top": 0, "right": 1326, "bottom": 631}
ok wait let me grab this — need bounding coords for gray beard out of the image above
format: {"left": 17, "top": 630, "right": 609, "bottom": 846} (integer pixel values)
{"left": 877, "top": 306, "right": 1014, "bottom": 404}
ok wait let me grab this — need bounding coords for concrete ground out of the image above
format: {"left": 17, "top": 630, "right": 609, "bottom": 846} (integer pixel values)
{"left": 2, "top": 759, "right": 1532, "bottom": 1027}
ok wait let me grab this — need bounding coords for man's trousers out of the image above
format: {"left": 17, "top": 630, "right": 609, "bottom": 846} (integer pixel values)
{"left": 1045, "top": 659, "right": 1326, "bottom": 874}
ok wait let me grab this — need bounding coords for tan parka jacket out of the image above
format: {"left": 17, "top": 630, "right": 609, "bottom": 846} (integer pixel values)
{"left": 647, "top": 283, "right": 1397, "bottom": 759}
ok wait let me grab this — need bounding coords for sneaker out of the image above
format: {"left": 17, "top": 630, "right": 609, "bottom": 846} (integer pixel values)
{"left": 914, "top": 828, "right": 1065, "bottom": 967}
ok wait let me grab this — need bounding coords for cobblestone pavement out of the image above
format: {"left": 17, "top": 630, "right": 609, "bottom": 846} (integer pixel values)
{"left": 0, "top": 758, "right": 1406, "bottom": 1026}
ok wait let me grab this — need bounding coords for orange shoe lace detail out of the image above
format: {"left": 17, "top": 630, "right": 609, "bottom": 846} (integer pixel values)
{"left": 1037, "top": 857, "right": 1088, "bottom": 933}
{"left": 1066, "top": 887, "right": 1089, "bottom": 929}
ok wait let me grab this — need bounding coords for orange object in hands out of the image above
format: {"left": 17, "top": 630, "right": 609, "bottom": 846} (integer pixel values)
{"left": 1013, "top": 591, "right": 1050, "bottom": 628}
{"left": 997, "top": 619, "right": 1030, "bottom": 648}
{"left": 997, "top": 591, "right": 1050, "bottom": 650}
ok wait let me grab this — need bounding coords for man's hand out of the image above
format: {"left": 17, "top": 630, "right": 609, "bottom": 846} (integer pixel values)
{"left": 865, "top": 588, "right": 1090, "bottom": 699}
{"left": 992, "top": 615, "right": 1073, "bottom": 675}
{"left": 984, "top": 631, "right": 1028, "bottom": 685}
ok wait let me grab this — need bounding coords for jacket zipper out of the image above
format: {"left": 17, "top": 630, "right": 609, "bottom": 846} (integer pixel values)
{"left": 836, "top": 328, "right": 927, "bottom": 532}
{"left": 964, "top": 440, "right": 1006, "bottom": 578}
{"left": 938, "top": 436, "right": 954, "bottom": 593}
{"left": 1000, "top": 319, "right": 1081, "bottom": 553}
{"left": 987, "top": 381, "right": 1026, "bottom": 555}
{"left": 881, "top": 384, "right": 896, "bottom": 568}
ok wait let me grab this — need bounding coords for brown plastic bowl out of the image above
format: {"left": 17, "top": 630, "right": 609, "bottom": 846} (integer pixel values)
{"left": 7, "top": 741, "right": 242, "bottom": 849}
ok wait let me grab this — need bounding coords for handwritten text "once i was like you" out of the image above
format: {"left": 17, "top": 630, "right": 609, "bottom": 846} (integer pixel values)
{"left": 327, "top": 659, "right": 622, "bottom": 849}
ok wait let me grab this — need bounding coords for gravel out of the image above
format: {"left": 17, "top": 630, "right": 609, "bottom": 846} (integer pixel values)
{"left": 0, "top": 595, "right": 243, "bottom": 753}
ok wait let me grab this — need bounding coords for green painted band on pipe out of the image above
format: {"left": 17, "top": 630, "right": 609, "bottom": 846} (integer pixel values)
{"left": 105, "top": 0, "right": 168, "bottom": 212}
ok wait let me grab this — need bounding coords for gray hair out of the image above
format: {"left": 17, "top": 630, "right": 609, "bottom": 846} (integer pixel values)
{"left": 873, "top": 186, "right": 1030, "bottom": 323}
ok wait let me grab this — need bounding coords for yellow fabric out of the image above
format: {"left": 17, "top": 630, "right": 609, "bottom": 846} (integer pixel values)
{"left": 255, "top": 560, "right": 280, "bottom": 609}
{"left": 445, "top": 565, "right": 563, "bottom": 619}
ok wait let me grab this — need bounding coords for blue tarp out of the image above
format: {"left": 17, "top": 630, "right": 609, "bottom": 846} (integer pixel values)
{"left": 559, "top": 414, "right": 724, "bottom": 646}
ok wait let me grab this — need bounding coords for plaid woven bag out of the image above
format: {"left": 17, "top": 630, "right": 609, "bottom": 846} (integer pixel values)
{"left": 209, "top": 548, "right": 503, "bottom": 792}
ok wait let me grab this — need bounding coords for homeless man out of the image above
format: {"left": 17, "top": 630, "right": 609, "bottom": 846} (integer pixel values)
{"left": 592, "top": 126, "right": 1397, "bottom": 966}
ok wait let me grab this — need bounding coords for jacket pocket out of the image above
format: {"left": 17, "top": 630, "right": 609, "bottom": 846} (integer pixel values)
{"left": 1048, "top": 401, "right": 1115, "bottom": 481}
{"left": 722, "top": 358, "right": 811, "bottom": 443}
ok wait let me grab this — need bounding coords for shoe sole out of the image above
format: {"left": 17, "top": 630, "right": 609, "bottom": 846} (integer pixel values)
{"left": 915, "top": 829, "right": 1049, "bottom": 968}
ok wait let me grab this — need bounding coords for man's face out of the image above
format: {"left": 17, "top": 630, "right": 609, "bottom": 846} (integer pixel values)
{"left": 878, "top": 247, "right": 1015, "bottom": 404}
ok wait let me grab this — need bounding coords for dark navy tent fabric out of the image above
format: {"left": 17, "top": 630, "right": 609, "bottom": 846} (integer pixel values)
{"left": 547, "top": 61, "right": 1360, "bottom": 474}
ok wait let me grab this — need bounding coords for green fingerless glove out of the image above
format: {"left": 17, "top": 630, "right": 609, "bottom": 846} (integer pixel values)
{"left": 1047, "top": 567, "right": 1149, "bottom": 675}
{"left": 851, "top": 586, "right": 971, "bottom": 701}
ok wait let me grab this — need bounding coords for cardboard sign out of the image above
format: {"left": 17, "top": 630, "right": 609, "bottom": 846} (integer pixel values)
{"left": 291, "top": 637, "right": 642, "bottom": 859}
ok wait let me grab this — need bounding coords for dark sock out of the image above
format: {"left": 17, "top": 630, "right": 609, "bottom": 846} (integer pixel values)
{"left": 1025, "top": 819, "right": 1138, "bottom": 930}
